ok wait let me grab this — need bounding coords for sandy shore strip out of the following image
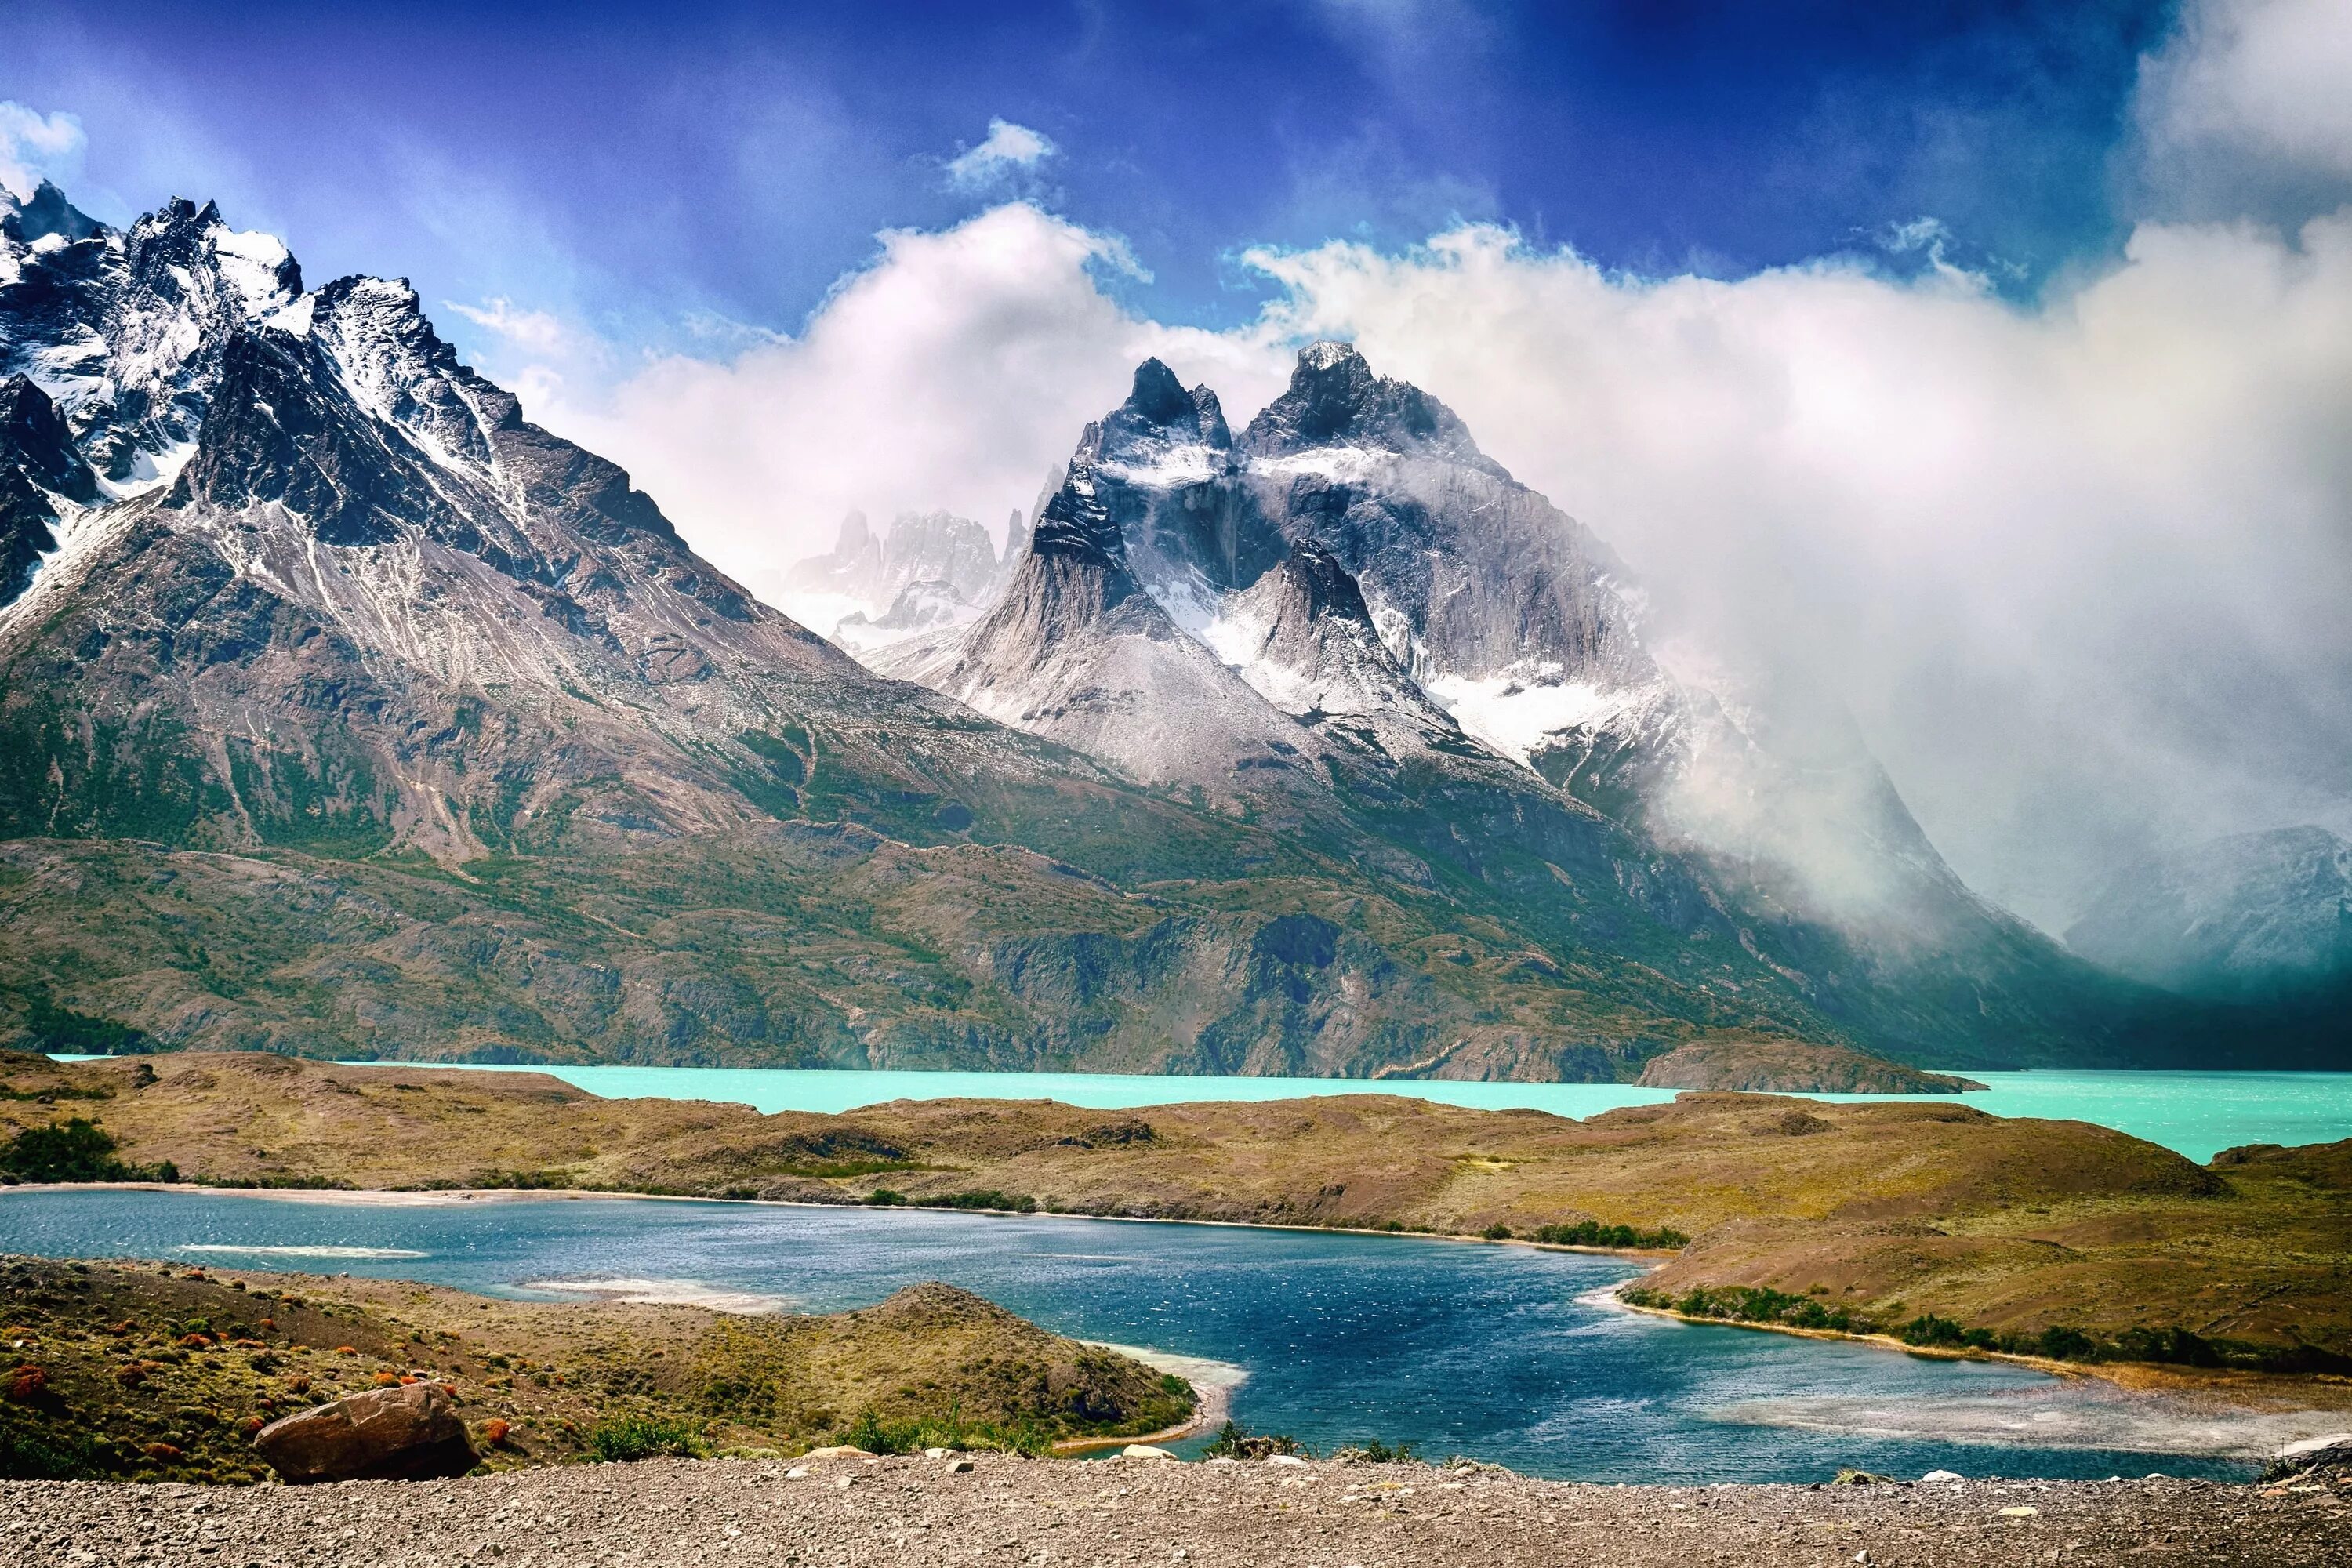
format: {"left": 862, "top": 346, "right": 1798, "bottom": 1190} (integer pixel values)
{"left": 17, "top": 1451, "right": 2350, "bottom": 1567}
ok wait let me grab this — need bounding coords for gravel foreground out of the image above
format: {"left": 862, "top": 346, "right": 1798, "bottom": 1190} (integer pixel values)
{"left": 13, "top": 1453, "right": 2351, "bottom": 1568}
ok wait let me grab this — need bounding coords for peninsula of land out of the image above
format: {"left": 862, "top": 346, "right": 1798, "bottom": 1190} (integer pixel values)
{"left": 5, "top": 1051, "right": 2347, "bottom": 1384}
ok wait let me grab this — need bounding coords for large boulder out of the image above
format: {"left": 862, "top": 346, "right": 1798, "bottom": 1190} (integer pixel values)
{"left": 254, "top": 1381, "right": 477, "bottom": 1483}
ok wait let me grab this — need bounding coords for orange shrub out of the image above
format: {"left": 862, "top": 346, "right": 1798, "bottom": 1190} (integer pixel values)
{"left": 481, "top": 1418, "right": 511, "bottom": 1447}
{"left": 5, "top": 1365, "right": 45, "bottom": 1401}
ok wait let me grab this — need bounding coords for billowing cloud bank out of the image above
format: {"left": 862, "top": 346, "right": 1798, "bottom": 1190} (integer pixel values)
{"left": 506, "top": 0, "right": 2352, "bottom": 927}
{"left": 533, "top": 205, "right": 1290, "bottom": 590}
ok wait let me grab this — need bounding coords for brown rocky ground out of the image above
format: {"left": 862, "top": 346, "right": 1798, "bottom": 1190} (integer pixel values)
{"left": 6, "top": 1051, "right": 2347, "bottom": 1370}
{"left": 0, "top": 1258, "right": 1192, "bottom": 1484}
{"left": 13, "top": 1450, "right": 2352, "bottom": 1567}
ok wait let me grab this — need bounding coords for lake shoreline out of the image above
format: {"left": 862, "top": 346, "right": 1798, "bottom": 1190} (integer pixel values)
{"left": 1602, "top": 1292, "right": 2352, "bottom": 1423}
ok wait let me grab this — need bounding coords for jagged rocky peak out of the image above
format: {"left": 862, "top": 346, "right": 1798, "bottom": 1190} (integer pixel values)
{"left": 793, "top": 509, "right": 883, "bottom": 590}
{"left": 1261, "top": 539, "right": 1374, "bottom": 624}
{"left": 1000, "top": 504, "right": 1031, "bottom": 570}
{"left": 1098, "top": 357, "right": 1230, "bottom": 468}
{"left": 0, "top": 180, "right": 102, "bottom": 245}
{"left": 307, "top": 275, "right": 507, "bottom": 471}
{"left": 879, "top": 510, "right": 998, "bottom": 603}
{"left": 786, "top": 506, "right": 1000, "bottom": 624}
{"left": 0, "top": 187, "right": 314, "bottom": 481}
{"left": 1240, "top": 340, "right": 1498, "bottom": 474}
{"left": 126, "top": 197, "right": 304, "bottom": 320}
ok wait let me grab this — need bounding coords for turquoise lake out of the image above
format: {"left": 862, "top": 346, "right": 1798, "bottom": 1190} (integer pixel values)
{"left": 405, "top": 1063, "right": 2352, "bottom": 1163}
{"left": 0, "top": 1187, "right": 2296, "bottom": 1484}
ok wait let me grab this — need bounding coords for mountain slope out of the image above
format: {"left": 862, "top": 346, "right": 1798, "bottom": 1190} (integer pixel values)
{"left": 0, "top": 186, "right": 1911, "bottom": 1076}
{"left": 882, "top": 346, "right": 2176, "bottom": 1067}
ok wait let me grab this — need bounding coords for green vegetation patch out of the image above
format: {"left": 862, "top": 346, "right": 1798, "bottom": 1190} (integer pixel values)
{"left": 586, "top": 1411, "right": 709, "bottom": 1462}
{"left": 1, "top": 1118, "right": 178, "bottom": 1184}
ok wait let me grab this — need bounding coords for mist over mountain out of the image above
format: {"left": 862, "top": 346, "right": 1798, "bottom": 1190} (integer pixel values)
{"left": 2068, "top": 826, "right": 2352, "bottom": 1000}
{"left": 0, "top": 181, "right": 2332, "bottom": 1073}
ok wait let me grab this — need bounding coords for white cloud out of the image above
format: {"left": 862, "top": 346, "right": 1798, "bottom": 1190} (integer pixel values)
{"left": 446, "top": 296, "right": 574, "bottom": 354}
{"left": 0, "top": 102, "right": 85, "bottom": 201}
{"left": 1240, "top": 212, "right": 2352, "bottom": 923}
{"left": 2136, "top": 0, "right": 2352, "bottom": 212}
{"left": 521, "top": 203, "right": 1284, "bottom": 601}
{"left": 943, "top": 118, "right": 1058, "bottom": 191}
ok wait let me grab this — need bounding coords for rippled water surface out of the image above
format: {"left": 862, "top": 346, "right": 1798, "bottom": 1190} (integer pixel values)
{"left": 0, "top": 1188, "right": 2285, "bottom": 1483}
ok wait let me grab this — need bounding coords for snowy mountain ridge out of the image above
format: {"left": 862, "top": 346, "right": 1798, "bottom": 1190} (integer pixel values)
{"left": 0, "top": 183, "right": 2195, "bottom": 1071}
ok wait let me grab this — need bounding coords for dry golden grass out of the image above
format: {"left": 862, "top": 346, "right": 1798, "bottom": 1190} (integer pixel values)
{"left": 5, "top": 1051, "right": 2347, "bottom": 1366}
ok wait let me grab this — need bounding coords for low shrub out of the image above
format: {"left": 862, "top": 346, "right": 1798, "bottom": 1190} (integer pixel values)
{"left": 1530, "top": 1220, "right": 1690, "bottom": 1250}
{"left": 1202, "top": 1418, "right": 1305, "bottom": 1460}
{"left": 931, "top": 1191, "right": 1040, "bottom": 1214}
{"left": 586, "top": 1411, "right": 709, "bottom": 1462}
{"left": 1343, "top": 1437, "right": 1415, "bottom": 1463}
{"left": 1899, "top": 1314, "right": 1969, "bottom": 1348}
{"left": 0, "top": 1406, "right": 114, "bottom": 1479}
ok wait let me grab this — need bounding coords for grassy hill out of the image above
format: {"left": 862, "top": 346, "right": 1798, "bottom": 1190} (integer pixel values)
{"left": 0, "top": 1255, "right": 1192, "bottom": 1484}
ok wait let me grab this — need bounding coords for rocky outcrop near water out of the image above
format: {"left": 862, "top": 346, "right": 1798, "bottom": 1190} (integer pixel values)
{"left": 1633, "top": 1038, "right": 1986, "bottom": 1093}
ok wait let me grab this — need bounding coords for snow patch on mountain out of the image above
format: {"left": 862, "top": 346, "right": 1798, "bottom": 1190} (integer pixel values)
{"left": 1423, "top": 670, "right": 1621, "bottom": 762}
{"left": 209, "top": 224, "right": 302, "bottom": 318}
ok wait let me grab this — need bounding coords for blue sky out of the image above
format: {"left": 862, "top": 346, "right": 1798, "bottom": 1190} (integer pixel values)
{"left": 5, "top": 0, "right": 2173, "bottom": 350}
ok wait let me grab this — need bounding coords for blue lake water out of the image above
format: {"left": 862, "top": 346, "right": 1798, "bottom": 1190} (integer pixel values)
{"left": 397, "top": 1063, "right": 2352, "bottom": 1163}
{"left": 0, "top": 1188, "right": 2284, "bottom": 1483}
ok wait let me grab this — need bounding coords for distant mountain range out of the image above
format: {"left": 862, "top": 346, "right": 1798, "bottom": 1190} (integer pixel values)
{"left": 2068, "top": 826, "right": 2352, "bottom": 999}
{"left": 0, "top": 181, "right": 2331, "bottom": 1073}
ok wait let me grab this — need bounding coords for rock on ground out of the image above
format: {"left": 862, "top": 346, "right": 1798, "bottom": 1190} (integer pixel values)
{"left": 13, "top": 1452, "right": 2352, "bottom": 1567}
{"left": 252, "top": 1381, "right": 477, "bottom": 1484}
